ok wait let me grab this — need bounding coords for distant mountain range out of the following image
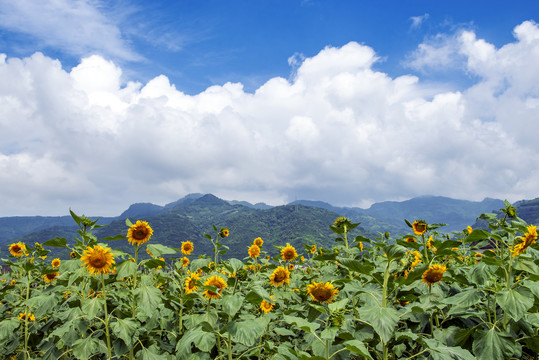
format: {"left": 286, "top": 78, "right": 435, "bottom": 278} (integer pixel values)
{"left": 2, "top": 194, "right": 538, "bottom": 260}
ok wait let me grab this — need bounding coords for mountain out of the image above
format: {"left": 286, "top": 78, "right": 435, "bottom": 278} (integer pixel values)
{"left": 472, "top": 197, "right": 539, "bottom": 229}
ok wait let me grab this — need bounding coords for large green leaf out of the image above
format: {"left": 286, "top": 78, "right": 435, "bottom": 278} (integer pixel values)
{"left": 472, "top": 329, "right": 519, "bottom": 360}
{"left": 463, "top": 230, "right": 490, "bottom": 243}
{"left": 357, "top": 305, "right": 399, "bottom": 343}
{"left": 176, "top": 328, "right": 216, "bottom": 357}
{"left": 139, "top": 345, "right": 169, "bottom": 360}
{"left": 283, "top": 315, "right": 320, "bottom": 334}
{"left": 25, "top": 293, "right": 59, "bottom": 318}
{"left": 496, "top": 287, "right": 534, "bottom": 322}
{"left": 344, "top": 340, "right": 374, "bottom": 360}
{"left": 116, "top": 259, "right": 138, "bottom": 279}
{"left": 110, "top": 318, "right": 138, "bottom": 348}
{"left": 72, "top": 336, "right": 99, "bottom": 360}
{"left": 0, "top": 318, "right": 19, "bottom": 345}
{"left": 81, "top": 297, "right": 104, "bottom": 319}
{"left": 134, "top": 283, "right": 163, "bottom": 317}
{"left": 424, "top": 338, "right": 476, "bottom": 360}
{"left": 226, "top": 318, "right": 268, "bottom": 347}
{"left": 222, "top": 294, "right": 244, "bottom": 319}
{"left": 245, "top": 285, "right": 274, "bottom": 304}
{"left": 338, "top": 258, "right": 374, "bottom": 275}
{"left": 43, "top": 237, "right": 69, "bottom": 248}
{"left": 146, "top": 244, "right": 177, "bottom": 257}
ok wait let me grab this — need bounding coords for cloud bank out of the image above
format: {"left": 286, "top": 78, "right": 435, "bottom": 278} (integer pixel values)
{"left": 1, "top": 21, "right": 539, "bottom": 216}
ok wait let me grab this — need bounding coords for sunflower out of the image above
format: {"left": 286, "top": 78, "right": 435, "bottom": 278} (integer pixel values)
{"left": 181, "top": 241, "right": 194, "bottom": 255}
{"left": 281, "top": 244, "right": 298, "bottom": 262}
{"left": 300, "top": 256, "right": 305, "bottom": 262}
{"left": 203, "top": 275, "right": 227, "bottom": 300}
{"left": 248, "top": 244, "right": 261, "bottom": 258}
{"left": 70, "top": 251, "right": 77, "bottom": 258}
{"left": 422, "top": 264, "right": 447, "bottom": 285}
{"left": 467, "top": 226, "right": 473, "bottom": 234}
{"left": 253, "top": 237, "right": 263, "bottom": 247}
{"left": 306, "top": 281, "right": 339, "bottom": 303}
{"left": 43, "top": 272, "right": 59, "bottom": 283}
{"left": 288, "top": 263, "right": 295, "bottom": 271}
{"left": 426, "top": 236, "right": 437, "bottom": 253}
{"left": 51, "top": 258, "right": 61, "bottom": 268}
{"left": 512, "top": 225, "right": 537, "bottom": 257}
{"left": 127, "top": 220, "right": 153, "bottom": 246}
{"left": 80, "top": 245, "right": 115, "bottom": 276}
{"left": 9, "top": 242, "right": 26, "bottom": 257}
{"left": 310, "top": 244, "right": 317, "bottom": 254}
{"left": 185, "top": 272, "right": 200, "bottom": 294}
{"left": 269, "top": 266, "right": 290, "bottom": 287}
{"left": 18, "top": 313, "right": 36, "bottom": 322}
{"left": 181, "top": 257, "right": 190, "bottom": 267}
{"left": 260, "top": 296, "right": 275, "bottom": 314}
{"left": 405, "top": 237, "right": 416, "bottom": 243}
{"left": 412, "top": 220, "right": 427, "bottom": 236}
{"left": 146, "top": 248, "right": 154, "bottom": 257}
{"left": 220, "top": 228, "right": 230, "bottom": 238}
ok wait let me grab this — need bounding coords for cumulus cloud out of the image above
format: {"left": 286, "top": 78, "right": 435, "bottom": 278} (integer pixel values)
{"left": 410, "top": 13, "right": 430, "bottom": 29}
{"left": 0, "top": 0, "right": 141, "bottom": 61}
{"left": 1, "top": 22, "right": 539, "bottom": 215}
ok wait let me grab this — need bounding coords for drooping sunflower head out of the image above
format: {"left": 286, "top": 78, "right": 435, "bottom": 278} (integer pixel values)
{"left": 181, "top": 241, "right": 194, "bottom": 255}
{"left": 422, "top": 264, "right": 447, "bottom": 285}
{"left": 405, "top": 237, "right": 416, "bottom": 243}
{"left": 333, "top": 216, "right": 352, "bottom": 228}
{"left": 18, "top": 313, "right": 36, "bottom": 322}
{"left": 185, "top": 272, "right": 200, "bottom": 294}
{"left": 9, "top": 242, "right": 27, "bottom": 257}
{"left": 127, "top": 220, "right": 153, "bottom": 246}
{"left": 269, "top": 266, "right": 290, "bottom": 287}
{"left": 203, "top": 275, "right": 227, "bottom": 300}
{"left": 467, "top": 226, "right": 473, "bottom": 234}
{"left": 80, "top": 245, "right": 115, "bottom": 276}
{"left": 51, "top": 258, "right": 61, "bottom": 268}
{"left": 260, "top": 295, "right": 275, "bottom": 314}
{"left": 70, "top": 251, "right": 77, "bottom": 258}
{"left": 253, "top": 237, "right": 263, "bottom": 247}
{"left": 219, "top": 228, "right": 230, "bottom": 238}
{"left": 43, "top": 272, "right": 59, "bottom": 283}
{"left": 306, "top": 281, "right": 339, "bottom": 304}
{"left": 248, "top": 244, "right": 261, "bottom": 258}
{"left": 181, "top": 257, "right": 190, "bottom": 267}
{"left": 281, "top": 244, "right": 298, "bottom": 262}
{"left": 412, "top": 220, "right": 427, "bottom": 236}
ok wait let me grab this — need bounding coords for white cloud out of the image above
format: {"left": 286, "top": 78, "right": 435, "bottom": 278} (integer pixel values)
{"left": 410, "top": 13, "right": 429, "bottom": 29}
{"left": 1, "top": 21, "right": 539, "bottom": 216}
{"left": 0, "top": 0, "right": 141, "bottom": 61}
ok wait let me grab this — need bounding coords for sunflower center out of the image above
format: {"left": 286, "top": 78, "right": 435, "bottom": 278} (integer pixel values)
{"left": 90, "top": 255, "right": 106, "bottom": 268}
{"left": 425, "top": 270, "right": 443, "bottom": 283}
{"left": 13, "top": 245, "right": 21, "bottom": 252}
{"left": 273, "top": 270, "right": 286, "bottom": 282}
{"left": 133, "top": 229, "right": 147, "bottom": 240}
{"left": 312, "top": 288, "right": 332, "bottom": 301}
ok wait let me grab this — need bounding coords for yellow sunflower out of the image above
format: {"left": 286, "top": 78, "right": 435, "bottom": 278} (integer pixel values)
{"left": 310, "top": 244, "right": 317, "bottom": 254}
{"left": 43, "top": 272, "right": 59, "bottom": 283}
{"left": 9, "top": 242, "right": 26, "bottom": 257}
{"left": 51, "top": 258, "right": 61, "bottom": 268}
{"left": 203, "top": 275, "right": 227, "bottom": 300}
{"left": 306, "top": 281, "right": 339, "bottom": 303}
{"left": 281, "top": 244, "right": 298, "bottom": 261}
{"left": 288, "top": 263, "right": 295, "bottom": 271}
{"left": 412, "top": 220, "right": 427, "bottom": 236}
{"left": 18, "top": 313, "right": 36, "bottom": 322}
{"left": 422, "top": 264, "right": 447, "bottom": 285}
{"left": 127, "top": 220, "right": 153, "bottom": 246}
{"left": 181, "top": 257, "right": 190, "bottom": 267}
{"left": 220, "top": 228, "right": 230, "bottom": 237}
{"left": 260, "top": 295, "right": 275, "bottom": 314}
{"left": 467, "top": 226, "right": 473, "bottom": 234}
{"left": 253, "top": 237, "right": 263, "bottom": 247}
{"left": 70, "top": 251, "right": 77, "bottom": 258}
{"left": 181, "top": 241, "right": 194, "bottom": 255}
{"left": 80, "top": 245, "right": 115, "bottom": 276}
{"left": 248, "top": 244, "right": 261, "bottom": 258}
{"left": 269, "top": 266, "right": 290, "bottom": 287}
{"left": 512, "top": 225, "right": 537, "bottom": 257}
{"left": 405, "top": 237, "right": 416, "bottom": 243}
{"left": 185, "top": 272, "right": 200, "bottom": 294}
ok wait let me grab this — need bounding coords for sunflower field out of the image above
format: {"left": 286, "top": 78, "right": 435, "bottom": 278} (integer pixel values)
{"left": 0, "top": 200, "right": 538, "bottom": 359}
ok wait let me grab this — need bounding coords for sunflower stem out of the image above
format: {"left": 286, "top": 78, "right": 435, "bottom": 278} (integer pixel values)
{"left": 101, "top": 273, "right": 112, "bottom": 360}
{"left": 23, "top": 271, "right": 31, "bottom": 360}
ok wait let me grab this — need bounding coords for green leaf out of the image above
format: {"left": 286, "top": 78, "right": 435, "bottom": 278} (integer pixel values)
{"left": 134, "top": 283, "right": 163, "bottom": 317}
{"left": 328, "top": 298, "right": 349, "bottom": 313}
{"left": 384, "top": 244, "right": 407, "bottom": 261}
{"left": 115, "top": 259, "right": 138, "bottom": 279}
{"left": 81, "top": 297, "right": 103, "bottom": 319}
{"left": 176, "top": 328, "right": 216, "bottom": 357}
{"left": 139, "top": 345, "right": 169, "bottom": 360}
{"left": 463, "top": 229, "right": 490, "bottom": 243}
{"left": 0, "top": 318, "right": 20, "bottom": 345}
{"left": 283, "top": 315, "right": 320, "bottom": 334}
{"left": 72, "top": 336, "right": 99, "bottom": 360}
{"left": 227, "top": 318, "right": 268, "bottom": 347}
{"left": 245, "top": 285, "right": 274, "bottom": 304}
{"left": 320, "top": 327, "right": 338, "bottom": 342}
{"left": 101, "top": 234, "right": 126, "bottom": 241}
{"left": 357, "top": 305, "right": 399, "bottom": 343}
{"left": 226, "top": 258, "right": 244, "bottom": 273}
{"left": 472, "top": 329, "right": 519, "bottom": 360}
{"left": 25, "top": 294, "right": 58, "bottom": 318}
{"left": 338, "top": 258, "right": 374, "bottom": 275}
{"left": 273, "top": 327, "right": 296, "bottom": 337}
{"left": 444, "top": 289, "right": 482, "bottom": 307}
{"left": 222, "top": 294, "right": 244, "bottom": 318}
{"left": 43, "top": 237, "right": 69, "bottom": 248}
{"left": 344, "top": 340, "right": 374, "bottom": 360}
{"left": 496, "top": 287, "right": 534, "bottom": 322}
{"left": 190, "top": 258, "right": 211, "bottom": 272}
{"left": 147, "top": 244, "right": 177, "bottom": 257}
{"left": 513, "top": 258, "right": 539, "bottom": 275}
{"left": 110, "top": 318, "right": 138, "bottom": 348}
{"left": 423, "top": 339, "right": 476, "bottom": 360}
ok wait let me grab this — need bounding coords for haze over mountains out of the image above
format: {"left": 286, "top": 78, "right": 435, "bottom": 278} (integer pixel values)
{"left": 2, "top": 194, "right": 538, "bottom": 259}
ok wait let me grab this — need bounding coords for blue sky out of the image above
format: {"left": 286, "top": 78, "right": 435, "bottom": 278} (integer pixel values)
{"left": 0, "top": 0, "right": 539, "bottom": 216}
